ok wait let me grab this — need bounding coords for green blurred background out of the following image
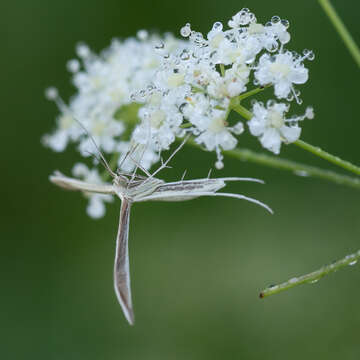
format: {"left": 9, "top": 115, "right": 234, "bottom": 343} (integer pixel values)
{"left": 2, "top": 0, "right": 360, "bottom": 359}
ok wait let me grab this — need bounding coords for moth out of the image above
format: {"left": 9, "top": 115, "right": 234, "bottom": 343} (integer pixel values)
{"left": 50, "top": 142, "right": 272, "bottom": 325}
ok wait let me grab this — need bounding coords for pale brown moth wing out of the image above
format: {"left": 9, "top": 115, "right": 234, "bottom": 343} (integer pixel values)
{"left": 114, "top": 199, "right": 135, "bottom": 325}
{"left": 50, "top": 171, "right": 115, "bottom": 194}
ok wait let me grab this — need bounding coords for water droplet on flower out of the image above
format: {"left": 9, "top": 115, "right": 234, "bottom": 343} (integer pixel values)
{"left": 266, "top": 42, "right": 279, "bottom": 53}
{"left": 155, "top": 41, "right": 165, "bottom": 50}
{"left": 271, "top": 16, "right": 281, "bottom": 24}
{"left": 212, "top": 21, "right": 223, "bottom": 31}
{"left": 281, "top": 19, "right": 290, "bottom": 28}
{"left": 180, "top": 50, "right": 190, "bottom": 60}
{"left": 179, "top": 103, "right": 187, "bottom": 113}
{"left": 180, "top": 23, "right": 191, "bottom": 37}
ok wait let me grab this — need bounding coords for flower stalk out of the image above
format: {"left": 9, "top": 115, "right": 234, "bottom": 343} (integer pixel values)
{"left": 318, "top": 0, "right": 360, "bottom": 68}
{"left": 259, "top": 249, "right": 360, "bottom": 298}
{"left": 231, "top": 103, "right": 360, "bottom": 178}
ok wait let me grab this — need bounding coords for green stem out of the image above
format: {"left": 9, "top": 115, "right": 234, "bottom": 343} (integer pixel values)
{"left": 231, "top": 104, "right": 253, "bottom": 120}
{"left": 187, "top": 139, "right": 360, "bottom": 190}
{"left": 220, "top": 64, "right": 225, "bottom": 77}
{"left": 237, "top": 85, "right": 271, "bottom": 101}
{"left": 294, "top": 140, "right": 360, "bottom": 176}
{"left": 259, "top": 249, "right": 360, "bottom": 298}
{"left": 318, "top": 0, "right": 360, "bottom": 67}
{"left": 231, "top": 104, "right": 360, "bottom": 177}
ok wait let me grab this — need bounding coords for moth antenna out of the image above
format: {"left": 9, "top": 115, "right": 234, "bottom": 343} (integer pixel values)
{"left": 73, "top": 116, "right": 116, "bottom": 178}
{"left": 207, "top": 168, "right": 213, "bottom": 179}
{"left": 117, "top": 143, "right": 140, "bottom": 172}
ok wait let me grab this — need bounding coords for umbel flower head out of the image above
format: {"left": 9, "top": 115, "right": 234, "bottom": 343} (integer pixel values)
{"left": 44, "top": 8, "right": 314, "bottom": 218}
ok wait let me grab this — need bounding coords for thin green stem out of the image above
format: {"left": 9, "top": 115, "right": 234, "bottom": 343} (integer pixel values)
{"left": 294, "top": 140, "right": 360, "bottom": 176}
{"left": 237, "top": 85, "right": 271, "bottom": 101}
{"left": 318, "top": 0, "right": 360, "bottom": 67}
{"left": 231, "top": 104, "right": 253, "bottom": 120}
{"left": 187, "top": 139, "right": 360, "bottom": 190}
{"left": 220, "top": 64, "right": 225, "bottom": 77}
{"left": 231, "top": 104, "right": 360, "bottom": 177}
{"left": 259, "top": 249, "right": 360, "bottom": 298}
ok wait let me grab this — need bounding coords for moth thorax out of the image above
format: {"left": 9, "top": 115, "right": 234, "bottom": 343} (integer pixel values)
{"left": 113, "top": 175, "right": 130, "bottom": 187}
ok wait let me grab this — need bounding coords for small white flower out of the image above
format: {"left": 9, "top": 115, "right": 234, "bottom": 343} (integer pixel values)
{"left": 194, "top": 108, "right": 243, "bottom": 154}
{"left": 255, "top": 51, "right": 309, "bottom": 100}
{"left": 249, "top": 101, "right": 313, "bottom": 154}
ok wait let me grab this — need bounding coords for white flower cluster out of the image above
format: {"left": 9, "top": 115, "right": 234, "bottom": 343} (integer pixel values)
{"left": 44, "top": 8, "right": 314, "bottom": 217}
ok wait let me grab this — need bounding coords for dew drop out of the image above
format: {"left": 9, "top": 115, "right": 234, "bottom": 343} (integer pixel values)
{"left": 179, "top": 103, "right": 187, "bottom": 113}
{"left": 266, "top": 42, "right": 279, "bottom": 53}
{"left": 180, "top": 23, "right": 191, "bottom": 37}
{"left": 155, "top": 41, "right": 165, "bottom": 50}
{"left": 271, "top": 16, "right": 281, "bottom": 24}
{"left": 212, "top": 21, "right": 223, "bottom": 31}
{"left": 310, "top": 279, "right": 319, "bottom": 284}
{"left": 180, "top": 50, "right": 190, "bottom": 60}
{"left": 281, "top": 19, "right": 290, "bottom": 28}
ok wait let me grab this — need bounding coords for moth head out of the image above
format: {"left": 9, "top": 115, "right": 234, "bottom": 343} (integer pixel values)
{"left": 113, "top": 173, "right": 130, "bottom": 187}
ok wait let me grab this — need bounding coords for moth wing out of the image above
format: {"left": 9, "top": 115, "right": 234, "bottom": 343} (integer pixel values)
{"left": 114, "top": 200, "right": 135, "bottom": 325}
{"left": 50, "top": 171, "right": 115, "bottom": 194}
{"left": 135, "top": 179, "right": 226, "bottom": 202}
